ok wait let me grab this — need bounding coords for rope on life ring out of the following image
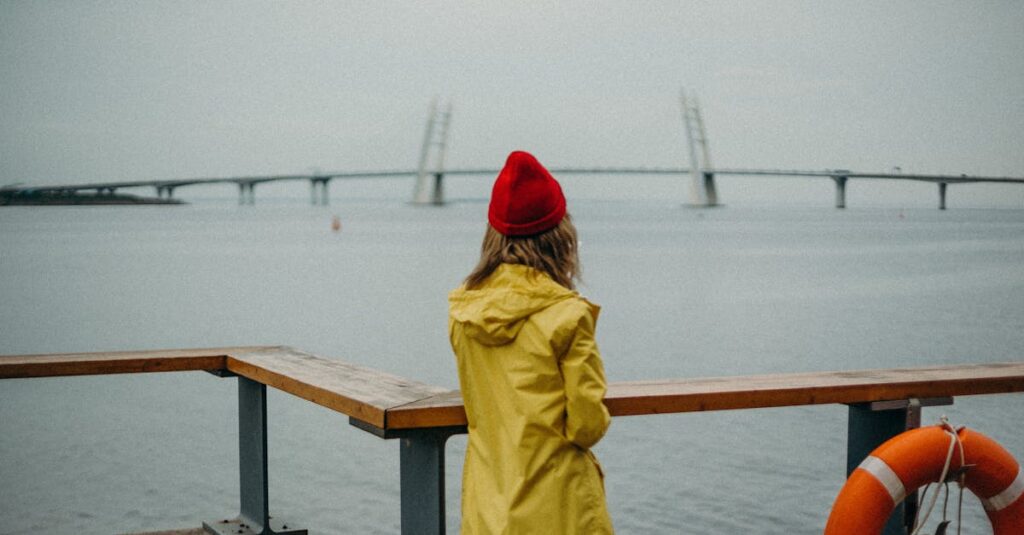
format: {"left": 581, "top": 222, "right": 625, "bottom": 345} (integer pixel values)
{"left": 824, "top": 423, "right": 1024, "bottom": 534}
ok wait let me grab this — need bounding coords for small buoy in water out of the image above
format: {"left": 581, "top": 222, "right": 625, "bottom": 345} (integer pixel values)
{"left": 331, "top": 215, "right": 341, "bottom": 232}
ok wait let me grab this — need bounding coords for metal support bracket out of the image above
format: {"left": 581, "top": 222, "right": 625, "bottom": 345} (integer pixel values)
{"left": 204, "top": 369, "right": 238, "bottom": 378}
{"left": 845, "top": 396, "right": 954, "bottom": 535}
{"left": 203, "top": 377, "right": 306, "bottom": 535}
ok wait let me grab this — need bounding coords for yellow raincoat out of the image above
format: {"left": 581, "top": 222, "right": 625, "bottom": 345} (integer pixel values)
{"left": 449, "top": 263, "right": 613, "bottom": 534}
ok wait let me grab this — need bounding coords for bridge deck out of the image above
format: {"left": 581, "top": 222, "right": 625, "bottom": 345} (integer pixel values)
{"left": 3, "top": 347, "right": 1022, "bottom": 432}
{"left": 6, "top": 167, "right": 1023, "bottom": 195}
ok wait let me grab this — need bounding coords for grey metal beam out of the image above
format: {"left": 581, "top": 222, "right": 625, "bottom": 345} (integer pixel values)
{"left": 847, "top": 402, "right": 909, "bottom": 535}
{"left": 846, "top": 397, "right": 953, "bottom": 535}
{"left": 398, "top": 427, "right": 463, "bottom": 535}
{"left": 239, "top": 377, "right": 270, "bottom": 530}
{"left": 203, "top": 377, "right": 305, "bottom": 535}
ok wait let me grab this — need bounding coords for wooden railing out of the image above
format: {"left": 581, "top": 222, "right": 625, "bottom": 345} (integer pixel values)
{"left": 2, "top": 346, "right": 1022, "bottom": 535}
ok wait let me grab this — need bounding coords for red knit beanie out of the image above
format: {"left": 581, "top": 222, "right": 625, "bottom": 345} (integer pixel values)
{"left": 488, "top": 151, "right": 566, "bottom": 236}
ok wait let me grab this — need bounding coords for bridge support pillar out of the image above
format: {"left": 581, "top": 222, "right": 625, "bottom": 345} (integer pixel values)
{"left": 832, "top": 176, "right": 848, "bottom": 209}
{"left": 431, "top": 173, "right": 444, "bottom": 206}
{"left": 308, "top": 179, "right": 330, "bottom": 206}
{"left": 239, "top": 183, "right": 256, "bottom": 206}
{"left": 156, "top": 186, "right": 176, "bottom": 200}
{"left": 703, "top": 172, "right": 718, "bottom": 206}
{"left": 938, "top": 182, "right": 947, "bottom": 210}
{"left": 203, "top": 377, "right": 306, "bottom": 535}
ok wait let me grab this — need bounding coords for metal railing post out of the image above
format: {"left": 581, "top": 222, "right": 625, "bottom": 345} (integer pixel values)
{"left": 204, "top": 376, "right": 305, "bottom": 535}
{"left": 399, "top": 427, "right": 462, "bottom": 535}
{"left": 847, "top": 402, "right": 908, "bottom": 535}
{"left": 846, "top": 397, "right": 953, "bottom": 535}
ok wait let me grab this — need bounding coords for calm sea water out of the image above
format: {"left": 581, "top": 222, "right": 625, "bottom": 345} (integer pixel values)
{"left": 1, "top": 192, "right": 1022, "bottom": 534}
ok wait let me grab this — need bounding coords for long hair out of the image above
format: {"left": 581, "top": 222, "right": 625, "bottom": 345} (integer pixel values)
{"left": 464, "top": 214, "right": 580, "bottom": 290}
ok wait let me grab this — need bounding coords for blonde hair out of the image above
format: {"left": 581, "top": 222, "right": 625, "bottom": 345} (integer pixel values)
{"left": 464, "top": 214, "right": 580, "bottom": 290}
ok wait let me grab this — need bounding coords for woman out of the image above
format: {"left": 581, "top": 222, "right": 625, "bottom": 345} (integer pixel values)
{"left": 448, "top": 150, "right": 613, "bottom": 534}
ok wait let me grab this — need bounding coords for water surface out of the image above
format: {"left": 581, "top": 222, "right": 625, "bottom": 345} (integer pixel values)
{"left": 1, "top": 198, "right": 1022, "bottom": 534}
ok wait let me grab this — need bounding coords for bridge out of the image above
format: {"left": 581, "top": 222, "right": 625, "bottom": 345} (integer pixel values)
{"left": 3, "top": 94, "right": 1023, "bottom": 209}
{"left": 4, "top": 166, "right": 1022, "bottom": 210}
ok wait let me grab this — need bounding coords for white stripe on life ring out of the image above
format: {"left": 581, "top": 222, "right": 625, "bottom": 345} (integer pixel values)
{"left": 859, "top": 455, "right": 907, "bottom": 505}
{"left": 981, "top": 466, "right": 1024, "bottom": 512}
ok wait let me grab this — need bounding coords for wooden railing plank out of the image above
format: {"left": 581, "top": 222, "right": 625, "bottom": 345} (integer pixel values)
{"left": 4, "top": 348, "right": 1020, "bottom": 433}
{"left": 0, "top": 346, "right": 450, "bottom": 429}
{"left": 0, "top": 347, "right": 249, "bottom": 378}
{"left": 225, "top": 347, "right": 449, "bottom": 428}
{"left": 384, "top": 362, "right": 1024, "bottom": 429}
{"left": 605, "top": 361, "right": 1024, "bottom": 416}
{"left": 386, "top": 391, "right": 465, "bottom": 430}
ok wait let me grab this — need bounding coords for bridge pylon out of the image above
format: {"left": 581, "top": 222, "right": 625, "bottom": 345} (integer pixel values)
{"left": 412, "top": 99, "right": 453, "bottom": 205}
{"left": 680, "top": 90, "right": 718, "bottom": 207}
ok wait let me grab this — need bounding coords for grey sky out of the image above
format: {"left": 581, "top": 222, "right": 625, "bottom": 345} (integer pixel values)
{"left": 2, "top": 2, "right": 1022, "bottom": 206}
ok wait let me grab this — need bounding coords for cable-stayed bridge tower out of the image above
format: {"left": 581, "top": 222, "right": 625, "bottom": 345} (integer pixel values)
{"left": 411, "top": 100, "right": 453, "bottom": 205}
{"left": 680, "top": 90, "right": 718, "bottom": 206}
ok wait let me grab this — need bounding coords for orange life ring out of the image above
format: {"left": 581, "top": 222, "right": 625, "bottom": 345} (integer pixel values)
{"left": 824, "top": 424, "right": 1024, "bottom": 534}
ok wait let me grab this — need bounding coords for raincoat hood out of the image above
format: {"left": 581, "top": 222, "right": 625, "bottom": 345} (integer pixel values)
{"left": 449, "top": 263, "right": 586, "bottom": 346}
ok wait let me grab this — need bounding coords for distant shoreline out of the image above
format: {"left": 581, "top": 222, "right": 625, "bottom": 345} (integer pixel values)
{"left": 1, "top": 191, "right": 184, "bottom": 206}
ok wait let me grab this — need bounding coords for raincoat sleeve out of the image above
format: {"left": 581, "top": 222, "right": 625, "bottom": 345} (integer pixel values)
{"left": 560, "top": 306, "right": 611, "bottom": 450}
